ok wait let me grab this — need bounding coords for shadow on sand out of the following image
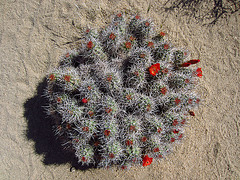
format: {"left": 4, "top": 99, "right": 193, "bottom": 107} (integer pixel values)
{"left": 24, "top": 78, "right": 95, "bottom": 171}
{"left": 162, "top": 0, "right": 239, "bottom": 25}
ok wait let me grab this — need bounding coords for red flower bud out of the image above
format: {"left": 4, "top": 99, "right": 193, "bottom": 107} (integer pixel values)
{"left": 109, "top": 153, "right": 114, "bottom": 158}
{"left": 160, "top": 32, "right": 165, "bottom": 36}
{"left": 125, "top": 41, "right": 132, "bottom": 49}
{"left": 189, "top": 111, "right": 195, "bottom": 116}
{"left": 126, "top": 140, "right": 133, "bottom": 146}
{"left": 187, "top": 59, "right": 200, "bottom": 64}
{"left": 147, "top": 41, "right": 154, "bottom": 48}
{"left": 164, "top": 44, "right": 169, "bottom": 50}
{"left": 170, "top": 138, "right": 175, "bottom": 142}
{"left": 49, "top": 74, "right": 55, "bottom": 81}
{"left": 87, "top": 41, "right": 94, "bottom": 49}
{"left": 117, "top": 13, "right": 122, "bottom": 17}
{"left": 173, "top": 129, "right": 179, "bottom": 134}
{"left": 109, "top": 33, "right": 116, "bottom": 40}
{"left": 64, "top": 75, "right": 71, "bottom": 82}
{"left": 172, "top": 119, "right": 178, "bottom": 126}
{"left": 160, "top": 87, "right": 167, "bottom": 95}
{"left": 82, "top": 157, "right": 87, "bottom": 162}
{"left": 141, "top": 136, "right": 147, "bottom": 142}
{"left": 104, "top": 130, "right": 111, "bottom": 136}
{"left": 181, "top": 62, "right": 191, "bottom": 67}
{"left": 82, "top": 98, "right": 88, "bottom": 103}
{"left": 135, "top": 15, "right": 140, "bottom": 19}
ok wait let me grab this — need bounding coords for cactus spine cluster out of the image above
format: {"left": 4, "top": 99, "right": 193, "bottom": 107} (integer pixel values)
{"left": 44, "top": 13, "right": 202, "bottom": 169}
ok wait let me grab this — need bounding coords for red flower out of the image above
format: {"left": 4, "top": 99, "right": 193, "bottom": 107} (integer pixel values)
{"left": 146, "top": 104, "right": 151, "bottom": 111}
{"left": 88, "top": 111, "right": 94, "bottom": 117}
{"left": 68, "top": 110, "right": 73, "bottom": 115}
{"left": 157, "top": 127, "right": 162, "bottom": 133}
{"left": 164, "top": 44, "right": 169, "bottom": 50}
{"left": 125, "top": 41, "right": 132, "bottom": 49}
{"left": 126, "top": 94, "right": 132, "bottom": 100}
{"left": 178, "top": 134, "right": 183, "bottom": 139}
{"left": 181, "top": 62, "right": 191, "bottom": 67}
{"left": 82, "top": 157, "right": 87, "bottom": 162}
{"left": 134, "top": 71, "right": 139, "bottom": 76}
{"left": 160, "top": 32, "right": 165, "bottom": 36}
{"left": 66, "top": 123, "right": 71, "bottom": 129}
{"left": 109, "top": 33, "right": 116, "bottom": 40}
{"left": 153, "top": 147, "right": 159, "bottom": 152}
{"left": 109, "top": 153, "right": 114, "bottom": 158}
{"left": 160, "top": 87, "right": 167, "bottom": 95}
{"left": 135, "top": 15, "right": 140, "bottom": 19}
{"left": 129, "top": 125, "right": 135, "bottom": 131}
{"left": 86, "top": 29, "right": 90, "bottom": 33}
{"left": 173, "top": 129, "right": 179, "bottom": 134}
{"left": 121, "top": 165, "right": 127, "bottom": 170}
{"left": 196, "top": 98, "right": 200, "bottom": 104}
{"left": 189, "top": 111, "right": 195, "bottom": 116}
{"left": 149, "top": 63, "right": 160, "bottom": 76}
{"left": 196, "top": 68, "right": 202, "bottom": 78}
{"left": 162, "top": 68, "right": 168, "bottom": 74}
{"left": 141, "top": 136, "right": 147, "bottom": 142}
{"left": 105, "top": 108, "right": 112, "bottom": 113}
{"left": 147, "top": 41, "right": 154, "bottom": 48}
{"left": 172, "top": 119, "right": 178, "bottom": 126}
{"left": 132, "top": 158, "right": 137, "bottom": 163}
{"left": 66, "top": 53, "right": 70, "bottom": 57}
{"left": 158, "top": 154, "right": 163, "bottom": 158}
{"left": 82, "top": 126, "right": 89, "bottom": 132}
{"left": 117, "top": 13, "right": 122, "bottom": 17}
{"left": 188, "top": 98, "right": 193, "bottom": 104}
{"left": 170, "top": 138, "right": 175, "bottom": 143}
{"left": 57, "top": 125, "right": 62, "bottom": 131}
{"left": 175, "top": 98, "right": 181, "bottom": 105}
{"left": 104, "top": 130, "right": 111, "bottom": 136}
{"left": 185, "top": 79, "right": 190, "bottom": 83}
{"left": 87, "top": 41, "right": 94, "bottom": 49}
{"left": 140, "top": 53, "right": 145, "bottom": 58}
{"left": 187, "top": 59, "right": 200, "bottom": 64}
{"left": 129, "top": 36, "right": 135, "bottom": 41}
{"left": 49, "top": 74, "right": 55, "bottom": 81}
{"left": 64, "top": 75, "right": 71, "bottom": 82}
{"left": 57, "top": 97, "right": 62, "bottom": 103}
{"left": 145, "top": 22, "right": 150, "bottom": 27}
{"left": 82, "top": 98, "right": 88, "bottom": 103}
{"left": 107, "top": 75, "right": 112, "bottom": 82}
{"left": 126, "top": 140, "right": 133, "bottom": 146}
{"left": 94, "top": 141, "right": 100, "bottom": 147}
{"left": 142, "top": 155, "right": 153, "bottom": 167}
{"left": 181, "top": 119, "right": 186, "bottom": 125}
{"left": 73, "top": 139, "right": 79, "bottom": 143}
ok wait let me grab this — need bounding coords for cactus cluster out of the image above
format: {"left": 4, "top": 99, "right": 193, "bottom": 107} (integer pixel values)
{"left": 44, "top": 13, "right": 202, "bottom": 169}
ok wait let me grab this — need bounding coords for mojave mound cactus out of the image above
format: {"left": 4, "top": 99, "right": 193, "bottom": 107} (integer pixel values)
{"left": 44, "top": 13, "right": 202, "bottom": 169}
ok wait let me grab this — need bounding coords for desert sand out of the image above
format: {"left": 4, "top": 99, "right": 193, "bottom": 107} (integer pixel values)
{"left": 0, "top": 0, "right": 239, "bottom": 179}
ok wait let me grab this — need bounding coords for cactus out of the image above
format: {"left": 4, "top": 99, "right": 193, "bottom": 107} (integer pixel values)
{"left": 44, "top": 13, "right": 202, "bottom": 169}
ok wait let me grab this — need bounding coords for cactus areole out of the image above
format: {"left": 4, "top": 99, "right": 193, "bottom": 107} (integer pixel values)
{"left": 44, "top": 13, "right": 202, "bottom": 169}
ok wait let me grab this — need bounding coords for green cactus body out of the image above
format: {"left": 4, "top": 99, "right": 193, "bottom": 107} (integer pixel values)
{"left": 44, "top": 13, "right": 202, "bottom": 169}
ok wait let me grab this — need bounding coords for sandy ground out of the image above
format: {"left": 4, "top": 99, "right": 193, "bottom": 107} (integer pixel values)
{"left": 0, "top": 0, "right": 239, "bottom": 179}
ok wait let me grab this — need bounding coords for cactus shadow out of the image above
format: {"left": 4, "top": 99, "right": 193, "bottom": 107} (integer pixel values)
{"left": 24, "top": 78, "right": 96, "bottom": 171}
{"left": 162, "top": 0, "right": 240, "bottom": 25}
